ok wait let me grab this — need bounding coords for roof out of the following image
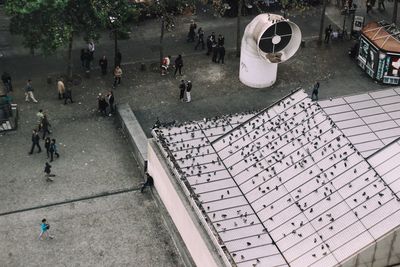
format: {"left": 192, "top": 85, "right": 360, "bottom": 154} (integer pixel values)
{"left": 153, "top": 89, "right": 400, "bottom": 267}
{"left": 319, "top": 88, "right": 400, "bottom": 158}
{"left": 361, "top": 21, "right": 400, "bottom": 53}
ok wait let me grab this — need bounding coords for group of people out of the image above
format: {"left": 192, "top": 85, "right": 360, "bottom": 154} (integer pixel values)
{"left": 179, "top": 80, "right": 192, "bottom": 103}
{"left": 160, "top": 54, "right": 184, "bottom": 77}
{"left": 81, "top": 41, "right": 123, "bottom": 89}
{"left": 29, "top": 109, "right": 61, "bottom": 182}
{"left": 97, "top": 91, "right": 115, "bottom": 116}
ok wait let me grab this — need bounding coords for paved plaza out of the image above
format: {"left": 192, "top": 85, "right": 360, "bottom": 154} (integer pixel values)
{"left": 0, "top": 1, "right": 398, "bottom": 266}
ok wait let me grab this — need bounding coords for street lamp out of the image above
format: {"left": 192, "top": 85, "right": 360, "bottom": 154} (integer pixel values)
{"left": 109, "top": 15, "right": 118, "bottom": 68}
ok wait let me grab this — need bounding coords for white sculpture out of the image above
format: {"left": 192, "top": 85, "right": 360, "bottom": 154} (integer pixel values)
{"left": 239, "top": 14, "right": 302, "bottom": 88}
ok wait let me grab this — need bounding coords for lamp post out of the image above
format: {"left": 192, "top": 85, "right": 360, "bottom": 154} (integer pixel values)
{"left": 109, "top": 16, "right": 118, "bottom": 68}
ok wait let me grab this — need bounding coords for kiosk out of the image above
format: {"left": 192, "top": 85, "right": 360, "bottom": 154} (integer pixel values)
{"left": 357, "top": 21, "right": 400, "bottom": 85}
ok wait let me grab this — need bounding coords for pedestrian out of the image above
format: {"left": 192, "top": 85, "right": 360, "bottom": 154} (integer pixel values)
{"left": 1, "top": 71, "right": 12, "bottom": 92}
{"left": 311, "top": 82, "right": 320, "bottom": 101}
{"left": 113, "top": 66, "right": 122, "bottom": 88}
{"left": 40, "top": 115, "right": 52, "bottom": 140}
{"left": 64, "top": 87, "right": 73, "bottom": 105}
{"left": 140, "top": 173, "right": 154, "bottom": 193}
{"left": 39, "top": 218, "right": 54, "bottom": 240}
{"left": 217, "top": 45, "right": 225, "bottom": 64}
{"left": 324, "top": 25, "right": 332, "bottom": 43}
{"left": 187, "top": 20, "right": 197, "bottom": 42}
{"left": 44, "top": 137, "right": 51, "bottom": 159}
{"left": 161, "top": 55, "right": 171, "bottom": 76}
{"left": 36, "top": 109, "right": 45, "bottom": 126}
{"left": 217, "top": 34, "right": 225, "bottom": 47}
{"left": 179, "top": 80, "right": 186, "bottom": 102}
{"left": 367, "top": 0, "right": 372, "bottom": 11}
{"left": 99, "top": 55, "right": 108, "bottom": 75}
{"left": 24, "top": 79, "right": 38, "bottom": 103}
{"left": 206, "top": 35, "right": 213, "bottom": 55}
{"left": 88, "top": 41, "right": 95, "bottom": 61}
{"left": 174, "top": 55, "right": 183, "bottom": 76}
{"left": 107, "top": 90, "right": 114, "bottom": 116}
{"left": 44, "top": 162, "right": 55, "bottom": 182}
{"left": 212, "top": 42, "right": 218, "bottom": 63}
{"left": 83, "top": 49, "right": 91, "bottom": 71}
{"left": 116, "top": 49, "right": 122, "bottom": 67}
{"left": 378, "top": 0, "right": 385, "bottom": 10}
{"left": 185, "top": 80, "right": 192, "bottom": 103}
{"left": 29, "top": 129, "right": 41, "bottom": 154}
{"left": 80, "top": 49, "right": 85, "bottom": 68}
{"left": 49, "top": 138, "right": 60, "bottom": 162}
{"left": 98, "top": 94, "right": 108, "bottom": 116}
{"left": 195, "top": 28, "right": 205, "bottom": 50}
{"left": 57, "top": 79, "right": 65, "bottom": 99}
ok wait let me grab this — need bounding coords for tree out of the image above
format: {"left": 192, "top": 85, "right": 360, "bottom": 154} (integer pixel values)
{"left": 6, "top": 1, "right": 102, "bottom": 79}
{"left": 318, "top": 0, "right": 328, "bottom": 44}
{"left": 394, "top": 0, "right": 399, "bottom": 25}
{"left": 92, "top": 0, "right": 134, "bottom": 68}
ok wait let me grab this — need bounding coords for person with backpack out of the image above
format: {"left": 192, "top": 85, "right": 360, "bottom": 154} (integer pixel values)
{"left": 39, "top": 218, "right": 54, "bottom": 240}
{"left": 49, "top": 139, "right": 60, "bottom": 162}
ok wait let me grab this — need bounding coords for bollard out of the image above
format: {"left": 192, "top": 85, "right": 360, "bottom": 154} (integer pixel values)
{"left": 140, "top": 63, "right": 146, "bottom": 71}
{"left": 47, "top": 76, "right": 52, "bottom": 84}
{"left": 301, "top": 40, "right": 306, "bottom": 48}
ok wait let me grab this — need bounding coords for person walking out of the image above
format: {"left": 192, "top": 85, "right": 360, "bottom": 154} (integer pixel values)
{"left": 179, "top": 80, "right": 186, "bottom": 102}
{"left": 1, "top": 71, "right": 12, "bottom": 93}
{"left": 24, "top": 80, "right": 38, "bottom": 103}
{"left": 57, "top": 79, "right": 65, "bottom": 99}
{"left": 206, "top": 35, "right": 213, "bottom": 55}
{"left": 64, "top": 87, "right": 73, "bottom": 105}
{"left": 44, "top": 162, "right": 55, "bottom": 182}
{"left": 44, "top": 137, "right": 51, "bottom": 159}
{"left": 195, "top": 28, "right": 205, "bottom": 50}
{"left": 40, "top": 115, "right": 51, "bottom": 140}
{"left": 107, "top": 91, "right": 115, "bottom": 116}
{"left": 49, "top": 139, "right": 60, "bottom": 162}
{"left": 99, "top": 55, "right": 108, "bottom": 75}
{"left": 29, "top": 129, "right": 41, "bottom": 154}
{"left": 311, "top": 82, "right": 320, "bottom": 101}
{"left": 36, "top": 109, "right": 45, "bottom": 127}
{"left": 185, "top": 81, "right": 192, "bottom": 103}
{"left": 366, "top": 0, "right": 372, "bottom": 13}
{"left": 174, "top": 55, "right": 183, "bottom": 77}
{"left": 217, "top": 45, "right": 225, "bottom": 64}
{"left": 88, "top": 41, "right": 95, "bottom": 62}
{"left": 324, "top": 25, "right": 333, "bottom": 43}
{"left": 39, "top": 218, "right": 54, "bottom": 239}
{"left": 113, "top": 66, "right": 122, "bottom": 88}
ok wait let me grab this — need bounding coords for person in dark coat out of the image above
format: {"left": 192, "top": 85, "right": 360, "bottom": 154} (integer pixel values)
{"left": 40, "top": 115, "right": 51, "bottom": 140}
{"left": 116, "top": 50, "right": 122, "bottom": 67}
{"left": 195, "top": 28, "right": 205, "bottom": 50}
{"left": 311, "top": 81, "right": 320, "bottom": 101}
{"left": 140, "top": 173, "right": 154, "bottom": 193}
{"left": 1, "top": 71, "right": 12, "bottom": 92}
{"left": 217, "top": 34, "right": 225, "bottom": 47}
{"left": 98, "top": 94, "right": 108, "bottom": 116}
{"left": 212, "top": 42, "right": 218, "bottom": 63}
{"left": 174, "top": 55, "right": 183, "bottom": 76}
{"left": 29, "top": 129, "right": 41, "bottom": 154}
{"left": 179, "top": 80, "right": 186, "bottom": 102}
{"left": 217, "top": 45, "right": 225, "bottom": 64}
{"left": 325, "top": 25, "right": 333, "bottom": 43}
{"left": 107, "top": 91, "right": 114, "bottom": 116}
{"left": 99, "top": 55, "right": 108, "bottom": 75}
{"left": 49, "top": 139, "right": 60, "bottom": 162}
{"left": 187, "top": 20, "right": 197, "bottom": 42}
{"left": 64, "top": 87, "right": 73, "bottom": 105}
{"left": 44, "top": 162, "right": 55, "bottom": 182}
{"left": 44, "top": 137, "right": 51, "bottom": 159}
